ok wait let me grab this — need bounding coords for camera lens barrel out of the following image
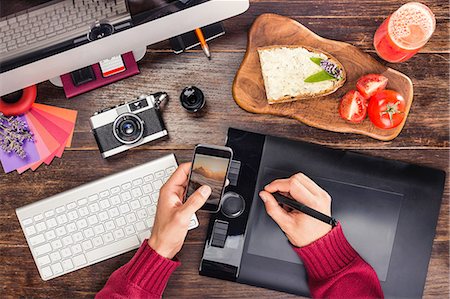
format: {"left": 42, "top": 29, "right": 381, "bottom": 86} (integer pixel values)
{"left": 180, "top": 86, "right": 205, "bottom": 113}
{"left": 113, "top": 113, "right": 144, "bottom": 144}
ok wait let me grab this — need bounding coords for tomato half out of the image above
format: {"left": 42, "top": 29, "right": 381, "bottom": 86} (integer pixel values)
{"left": 339, "top": 90, "right": 367, "bottom": 123}
{"left": 368, "top": 90, "right": 406, "bottom": 129}
{"left": 356, "top": 74, "right": 388, "bottom": 99}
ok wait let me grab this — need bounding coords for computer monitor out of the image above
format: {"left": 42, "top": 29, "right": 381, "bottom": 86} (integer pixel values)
{"left": 0, "top": 0, "right": 249, "bottom": 96}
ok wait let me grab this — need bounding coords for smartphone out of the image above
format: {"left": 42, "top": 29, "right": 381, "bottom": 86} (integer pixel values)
{"left": 185, "top": 145, "right": 233, "bottom": 212}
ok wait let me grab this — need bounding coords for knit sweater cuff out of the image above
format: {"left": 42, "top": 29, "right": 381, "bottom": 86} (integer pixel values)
{"left": 123, "top": 240, "right": 180, "bottom": 296}
{"left": 294, "top": 223, "right": 358, "bottom": 281}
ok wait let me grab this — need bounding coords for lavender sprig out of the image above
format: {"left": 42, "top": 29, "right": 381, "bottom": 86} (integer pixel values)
{"left": 320, "top": 60, "right": 343, "bottom": 80}
{"left": 0, "top": 113, "right": 34, "bottom": 159}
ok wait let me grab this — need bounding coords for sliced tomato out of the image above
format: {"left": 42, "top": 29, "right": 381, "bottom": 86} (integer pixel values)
{"left": 339, "top": 90, "right": 367, "bottom": 123}
{"left": 356, "top": 74, "right": 388, "bottom": 99}
{"left": 368, "top": 90, "right": 406, "bottom": 129}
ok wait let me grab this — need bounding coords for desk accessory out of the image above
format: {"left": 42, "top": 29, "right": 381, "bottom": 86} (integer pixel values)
{"left": 0, "top": 85, "right": 37, "bottom": 116}
{"left": 0, "top": 103, "right": 77, "bottom": 174}
{"left": 273, "top": 193, "right": 337, "bottom": 227}
{"left": 195, "top": 28, "right": 211, "bottom": 59}
{"left": 233, "top": 14, "right": 414, "bottom": 141}
{"left": 180, "top": 86, "right": 205, "bottom": 113}
{"left": 60, "top": 52, "right": 139, "bottom": 99}
{"left": 170, "top": 22, "right": 225, "bottom": 54}
{"left": 16, "top": 154, "right": 199, "bottom": 281}
{"left": 200, "top": 128, "right": 445, "bottom": 298}
{"left": 90, "top": 92, "right": 168, "bottom": 158}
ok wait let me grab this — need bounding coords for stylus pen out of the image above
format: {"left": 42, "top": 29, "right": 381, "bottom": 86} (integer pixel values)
{"left": 195, "top": 28, "right": 211, "bottom": 60}
{"left": 273, "top": 193, "right": 338, "bottom": 227}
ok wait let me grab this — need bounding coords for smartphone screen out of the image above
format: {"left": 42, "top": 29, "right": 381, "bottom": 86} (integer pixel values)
{"left": 186, "top": 145, "right": 233, "bottom": 212}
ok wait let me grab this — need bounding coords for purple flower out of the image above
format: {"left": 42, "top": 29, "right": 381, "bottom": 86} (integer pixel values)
{"left": 0, "top": 113, "right": 34, "bottom": 159}
{"left": 320, "top": 60, "right": 342, "bottom": 80}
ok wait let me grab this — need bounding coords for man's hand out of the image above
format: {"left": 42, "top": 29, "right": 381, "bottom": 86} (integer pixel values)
{"left": 148, "top": 163, "right": 211, "bottom": 259}
{"left": 259, "top": 173, "right": 332, "bottom": 247}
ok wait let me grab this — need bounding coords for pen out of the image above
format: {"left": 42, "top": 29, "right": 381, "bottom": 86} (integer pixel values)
{"left": 195, "top": 28, "right": 211, "bottom": 60}
{"left": 272, "top": 193, "right": 338, "bottom": 227}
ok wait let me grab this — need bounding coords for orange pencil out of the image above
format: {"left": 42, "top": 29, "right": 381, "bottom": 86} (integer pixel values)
{"left": 195, "top": 28, "right": 211, "bottom": 60}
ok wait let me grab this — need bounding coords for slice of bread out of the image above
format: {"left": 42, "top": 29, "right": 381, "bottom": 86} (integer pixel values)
{"left": 257, "top": 45, "right": 346, "bottom": 104}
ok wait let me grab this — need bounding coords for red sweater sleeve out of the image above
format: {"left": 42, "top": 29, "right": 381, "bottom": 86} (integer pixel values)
{"left": 294, "top": 223, "right": 384, "bottom": 299}
{"left": 96, "top": 240, "right": 180, "bottom": 299}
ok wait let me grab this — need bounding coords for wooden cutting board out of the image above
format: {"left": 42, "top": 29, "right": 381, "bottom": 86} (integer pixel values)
{"left": 232, "top": 14, "right": 414, "bottom": 141}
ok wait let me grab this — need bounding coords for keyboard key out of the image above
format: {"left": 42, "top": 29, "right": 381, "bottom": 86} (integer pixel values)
{"left": 103, "top": 232, "right": 114, "bottom": 244}
{"left": 73, "top": 232, "right": 83, "bottom": 243}
{"left": 142, "top": 184, "right": 153, "bottom": 194}
{"left": 94, "top": 224, "right": 105, "bottom": 235}
{"left": 124, "top": 225, "right": 135, "bottom": 235}
{"left": 36, "top": 222, "right": 47, "bottom": 232}
{"left": 51, "top": 239, "right": 63, "bottom": 250}
{"left": 155, "top": 170, "right": 165, "bottom": 179}
{"left": 151, "top": 193, "right": 159, "bottom": 203}
{"left": 77, "top": 198, "right": 88, "bottom": 206}
{"left": 82, "top": 240, "right": 93, "bottom": 251}
{"left": 113, "top": 229, "right": 125, "bottom": 240}
{"left": 62, "top": 259, "right": 74, "bottom": 271}
{"left": 130, "top": 200, "right": 141, "bottom": 210}
{"left": 145, "top": 218, "right": 154, "bottom": 228}
{"left": 44, "top": 210, "right": 55, "bottom": 218}
{"left": 98, "top": 211, "right": 109, "bottom": 221}
{"left": 88, "top": 203, "right": 100, "bottom": 213}
{"left": 76, "top": 219, "right": 88, "bottom": 229}
{"left": 166, "top": 166, "right": 176, "bottom": 175}
{"left": 131, "top": 187, "right": 143, "bottom": 198}
{"left": 87, "top": 215, "right": 98, "bottom": 225}
{"left": 110, "top": 186, "right": 120, "bottom": 194}
{"left": 67, "top": 210, "right": 78, "bottom": 221}
{"left": 45, "top": 230, "right": 56, "bottom": 241}
{"left": 135, "top": 221, "right": 146, "bottom": 232}
{"left": 100, "top": 190, "right": 110, "bottom": 198}
{"left": 61, "top": 248, "right": 72, "bottom": 258}
{"left": 62, "top": 235, "right": 73, "bottom": 246}
{"left": 121, "top": 182, "right": 132, "bottom": 190}
{"left": 132, "top": 178, "right": 143, "bottom": 186}
{"left": 22, "top": 218, "right": 33, "bottom": 226}
{"left": 34, "top": 214, "right": 44, "bottom": 222}
{"left": 110, "top": 195, "right": 121, "bottom": 205}
{"left": 51, "top": 263, "right": 63, "bottom": 275}
{"left": 83, "top": 228, "right": 94, "bottom": 239}
{"left": 55, "top": 206, "right": 65, "bottom": 214}
{"left": 25, "top": 225, "right": 37, "bottom": 236}
{"left": 29, "top": 234, "right": 46, "bottom": 246}
{"left": 148, "top": 206, "right": 157, "bottom": 216}
{"left": 56, "top": 226, "right": 67, "bottom": 237}
{"left": 137, "top": 209, "right": 148, "bottom": 220}
{"left": 88, "top": 194, "right": 99, "bottom": 202}
{"left": 66, "top": 202, "right": 76, "bottom": 210}
{"left": 67, "top": 223, "right": 77, "bottom": 233}
{"left": 56, "top": 214, "right": 68, "bottom": 225}
{"left": 108, "top": 207, "right": 119, "bottom": 218}
{"left": 86, "top": 236, "right": 140, "bottom": 263}
{"left": 37, "top": 255, "right": 51, "bottom": 266}
{"left": 50, "top": 251, "right": 61, "bottom": 262}
{"left": 119, "top": 203, "right": 130, "bottom": 214}
{"left": 41, "top": 266, "right": 53, "bottom": 279}
{"left": 46, "top": 218, "right": 57, "bottom": 228}
{"left": 153, "top": 179, "right": 163, "bottom": 190}
{"left": 144, "top": 174, "right": 154, "bottom": 182}
{"left": 116, "top": 216, "right": 126, "bottom": 227}
{"left": 71, "top": 244, "right": 82, "bottom": 255}
{"left": 79, "top": 206, "right": 89, "bottom": 217}
{"left": 34, "top": 243, "right": 52, "bottom": 256}
{"left": 93, "top": 236, "right": 103, "bottom": 247}
{"left": 140, "top": 196, "right": 152, "bottom": 206}
{"left": 105, "top": 220, "right": 115, "bottom": 231}
{"left": 125, "top": 213, "right": 137, "bottom": 223}
{"left": 120, "top": 191, "right": 131, "bottom": 201}
{"left": 99, "top": 199, "right": 110, "bottom": 209}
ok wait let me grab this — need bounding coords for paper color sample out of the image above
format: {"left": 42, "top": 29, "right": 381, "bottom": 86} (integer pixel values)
{"left": 0, "top": 115, "right": 40, "bottom": 173}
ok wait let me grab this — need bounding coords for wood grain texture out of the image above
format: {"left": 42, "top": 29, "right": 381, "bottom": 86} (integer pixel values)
{"left": 0, "top": 0, "right": 448, "bottom": 298}
{"left": 233, "top": 13, "right": 414, "bottom": 141}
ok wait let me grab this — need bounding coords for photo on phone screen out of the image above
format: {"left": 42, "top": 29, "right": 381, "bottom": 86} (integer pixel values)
{"left": 186, "top": 146, "right": 232, "bottom": 212}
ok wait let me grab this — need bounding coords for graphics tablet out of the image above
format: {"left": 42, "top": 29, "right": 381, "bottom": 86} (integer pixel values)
{"left": 199, "top": 128, "right": 445, "bottom": 298}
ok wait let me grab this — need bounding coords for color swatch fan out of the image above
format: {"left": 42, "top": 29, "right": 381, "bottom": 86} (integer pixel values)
{"left": 0, "top": 103, "right": 77, "bottom": 174}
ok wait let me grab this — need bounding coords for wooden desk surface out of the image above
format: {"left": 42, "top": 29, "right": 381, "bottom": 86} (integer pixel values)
{"left": 1, "top": 1, "right": 448, "bottom": 298}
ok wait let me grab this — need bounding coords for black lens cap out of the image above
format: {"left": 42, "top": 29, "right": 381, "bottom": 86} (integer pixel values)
{"left": 180, "top": 86, "right": 205, "bottom": 113}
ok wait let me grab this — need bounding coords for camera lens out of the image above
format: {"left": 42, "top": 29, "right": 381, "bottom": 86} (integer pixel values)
{"left": 113, "top": 113, "right": 144, "bottom": 144}
{"left": 180, "top": 86, "right": 205, "bottom": 113}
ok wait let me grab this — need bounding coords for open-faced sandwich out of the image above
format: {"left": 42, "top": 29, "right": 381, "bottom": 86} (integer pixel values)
{"left": 257, "top": 46, "right": 346, "bottom": 104}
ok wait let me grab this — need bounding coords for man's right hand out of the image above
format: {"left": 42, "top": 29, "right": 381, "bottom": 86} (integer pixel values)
{"left": 259, "top": 173, "right": 332, "bottom": 247}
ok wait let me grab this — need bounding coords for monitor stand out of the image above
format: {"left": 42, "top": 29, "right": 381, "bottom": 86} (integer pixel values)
{"left": 48, "top": 47, "right": 147, "bottom": 87}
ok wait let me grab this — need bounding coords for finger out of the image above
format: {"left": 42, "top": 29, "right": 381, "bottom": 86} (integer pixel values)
{"left": 265, "top": 177, "right": 316, "bottom": 206}
{"left": 292, "top": 173, "right": 325, "bottom": 197}
{"left": 259, "top": 191, "right": 292, "bottom": 231}
{"left": 181, "top": 185, "right": 211, "bottom": 216}
{"left": 264, "top": 178, "right": 291, "bottom": 193}
{"left": 165, "top": 163, "right": 192, "bottom": 189}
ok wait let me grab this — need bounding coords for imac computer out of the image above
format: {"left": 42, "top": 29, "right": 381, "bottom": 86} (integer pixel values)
{"left": 0, "top": 0, "right": 250, "bottom": 96}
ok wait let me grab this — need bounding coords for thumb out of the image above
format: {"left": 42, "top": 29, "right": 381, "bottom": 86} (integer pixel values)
{"left": 259, "top": 191, "right": 292, "bottom": 231}
{"left": 182, "top": 185, "right": 211, "bottom": 216}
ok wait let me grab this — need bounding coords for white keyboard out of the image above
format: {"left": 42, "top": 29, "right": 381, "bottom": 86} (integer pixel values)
{"left": 16, "top": 154, "right": 199, "bottom": 281}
